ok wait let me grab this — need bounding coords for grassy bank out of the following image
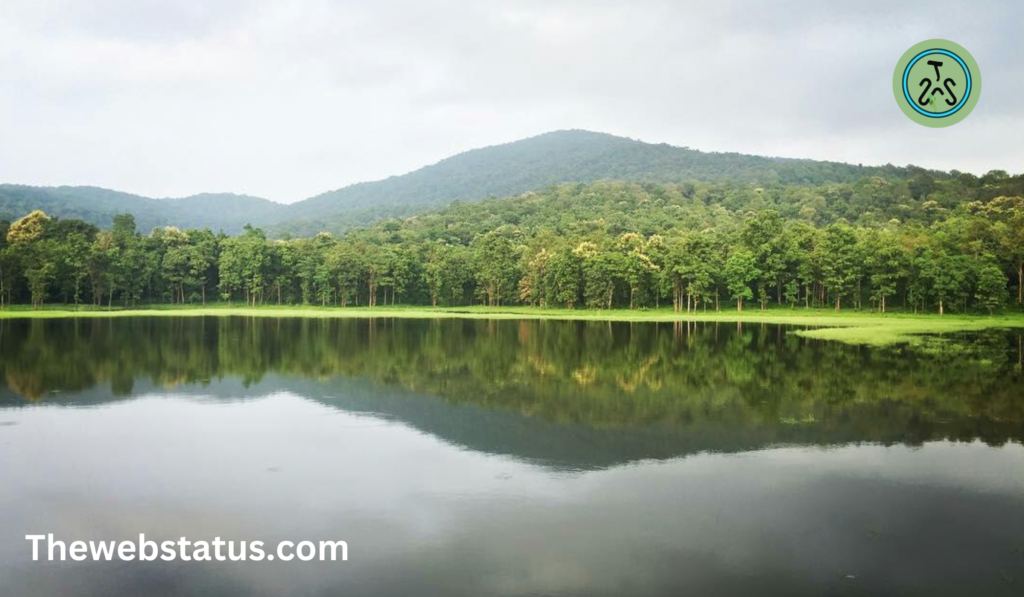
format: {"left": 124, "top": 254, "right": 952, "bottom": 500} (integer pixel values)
{"left": 2, "top": 303, "right": 1024, "bottom": 346}
{"left": 1, "top": 303, "right": 1023, "bottom": 346}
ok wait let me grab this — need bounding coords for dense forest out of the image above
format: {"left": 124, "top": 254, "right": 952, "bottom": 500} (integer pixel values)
{"left": 2, "top": 167, "right": 1024, "bottom": 315}
{"left": 272, "top": 129, "right": 927, "bottom": 236}
{"left": 1, "top": 130, "right": 935, "bottom": 237}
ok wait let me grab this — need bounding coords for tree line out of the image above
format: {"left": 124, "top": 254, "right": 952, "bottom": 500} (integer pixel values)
{"left": 1, "top": 175, "right": 1023, "bottom": 314}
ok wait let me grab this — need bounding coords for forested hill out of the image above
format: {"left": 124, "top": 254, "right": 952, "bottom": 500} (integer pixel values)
{"left": 4, "top": 172, "right": 1022, "bottom": 315}
{"left": 270, "top": 130, "right": 927, "bottom": 236}
{"left": 1, "top": 130, "right": 941, "bottom": 237}
{"left": 0, "top": 185, "right": 285, "bottom": 235}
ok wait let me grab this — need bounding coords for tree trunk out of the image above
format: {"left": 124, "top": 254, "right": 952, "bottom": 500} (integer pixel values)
{"left": 939, "top": 299, "right": 944, "bottom": 316}
{"left": 737, "top": 297, "right": 742, "bottom": 312}
{"left": 1018, "top": 262, "right": 1023, "bottom": 304}
{"left": 835, "top": 296, "right": 841, "bottom": 312}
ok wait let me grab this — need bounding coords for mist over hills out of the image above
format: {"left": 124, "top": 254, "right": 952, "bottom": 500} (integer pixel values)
{"left": 0, "top": 185, "right": 285, "bottom": 235}
{"left": 0, "top": 130, "right": 937, "bottom": 236}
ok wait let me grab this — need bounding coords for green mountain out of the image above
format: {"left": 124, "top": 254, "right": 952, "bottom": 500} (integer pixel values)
{"left": 270, "top": 130, "right": 922, "bottom": 236}
{"left": 1, "top": 130, "right": 937, "bottom": 236}
{"left": 0, "top": 185, "right": 285, "bottom": 235}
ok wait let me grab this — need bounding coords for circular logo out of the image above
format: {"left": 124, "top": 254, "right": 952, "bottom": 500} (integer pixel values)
{"left": 893, "top": 39, "right": 980, "bottom": 127}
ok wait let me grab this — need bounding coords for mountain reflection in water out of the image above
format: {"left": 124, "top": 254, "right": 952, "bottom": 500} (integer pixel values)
{"left": 1, "top": 317, "right": 1022, "bottom": 468}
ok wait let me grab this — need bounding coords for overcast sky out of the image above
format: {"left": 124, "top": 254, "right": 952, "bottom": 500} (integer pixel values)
{"left": 1, "top": 0, "right": 1021, "bottom": 203}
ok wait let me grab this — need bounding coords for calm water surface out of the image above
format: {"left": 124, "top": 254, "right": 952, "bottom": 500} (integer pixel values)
{"left": 1, "top": 317, "right": 1023, "bottom": 596}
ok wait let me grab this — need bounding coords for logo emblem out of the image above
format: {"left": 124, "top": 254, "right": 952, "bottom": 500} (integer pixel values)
{"left": 893, "top": 40, "right": 980, "bottom": 127}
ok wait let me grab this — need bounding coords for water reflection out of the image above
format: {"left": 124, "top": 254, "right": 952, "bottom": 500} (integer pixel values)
{"left": 2, "top": 318, "right": 1024, "bottom": 596}
{"left": 1, "top": 395, "right": 1023, "bottom": 597}
{"left": 1, "top": 317, "right": 1023, "bottom": 467}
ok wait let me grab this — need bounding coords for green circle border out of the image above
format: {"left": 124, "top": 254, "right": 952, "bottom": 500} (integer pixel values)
{"left": 892, "top": 39, "right": 981, "bottom": 128}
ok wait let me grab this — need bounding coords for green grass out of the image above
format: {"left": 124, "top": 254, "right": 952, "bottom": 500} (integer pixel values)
{"left": 1, "top": 303, "right": 1023, "bottom": 346}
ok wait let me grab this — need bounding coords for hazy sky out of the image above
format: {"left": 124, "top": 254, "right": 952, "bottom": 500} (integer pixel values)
{"left": 1, "top": 0, "right": 1021, "bottom": 203}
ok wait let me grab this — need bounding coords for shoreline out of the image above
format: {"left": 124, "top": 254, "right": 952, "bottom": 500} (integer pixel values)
{"left": 2, "top": 304, "right": 1023, "bottom": 346}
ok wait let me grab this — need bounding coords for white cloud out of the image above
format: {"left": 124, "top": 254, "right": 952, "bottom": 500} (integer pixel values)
{"left": 0, "top": 0, "right": 1021, "bottom": 202}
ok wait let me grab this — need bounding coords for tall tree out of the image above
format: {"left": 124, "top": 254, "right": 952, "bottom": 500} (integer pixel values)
{"left": 471, "top": 226, "right": 521, "bottom": 307}
{"left": 819, "top": 223, "right": 860, "bottom": 311}
{"left": 0, "top": 219, "right": 11, "bottom": 307}
{"left": 994, "top": 207, "right": 1024, "bottom": 304}
{"left": 975, "top": 259, "right": 1009, "bottom": 314}
{"left": 862, "top": 228, "right": 904, "bottom": 313}
{"left": 741, "top": 210, "right": 790, "bottom": 306}
{"left": 724, "top": 249, "right": 758, "bottom": 312}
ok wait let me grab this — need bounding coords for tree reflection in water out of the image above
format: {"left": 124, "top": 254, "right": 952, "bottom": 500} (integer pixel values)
{"left": 1, "top": 317, "right": 1022, "bottom": 465}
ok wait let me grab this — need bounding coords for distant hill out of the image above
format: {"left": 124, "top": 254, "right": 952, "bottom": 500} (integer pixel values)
{"left": 268, "top": 130, "right": 925, "bottom": 236}
{"left": 0, "top": 185, "right": 285, "bottom": 234}
{"left": 1, "top": 130, "right": 938, "bottom": 236}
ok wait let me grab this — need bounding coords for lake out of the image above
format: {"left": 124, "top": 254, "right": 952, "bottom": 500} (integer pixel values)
{"left": 1, "top": 317, "right": 1022, "bottom": 596}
